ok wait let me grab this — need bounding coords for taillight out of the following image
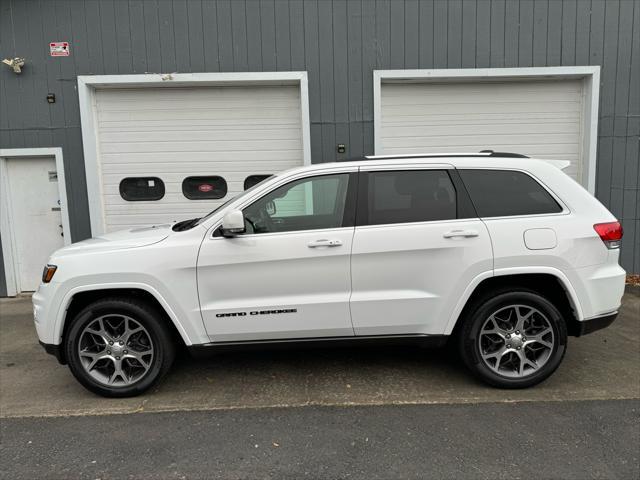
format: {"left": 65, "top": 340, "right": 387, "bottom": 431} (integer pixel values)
{"left": 593, "top": 222, "right": 623, "bottom": 249}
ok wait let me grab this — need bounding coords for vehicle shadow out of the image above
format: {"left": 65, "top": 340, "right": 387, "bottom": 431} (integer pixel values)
{"left": 159, "top": 341, "right": 481, "bottom": 407}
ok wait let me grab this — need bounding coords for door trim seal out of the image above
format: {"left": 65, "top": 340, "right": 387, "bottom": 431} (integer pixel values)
{"left": 188, "top": 333, "right": 448, "bottom": 356}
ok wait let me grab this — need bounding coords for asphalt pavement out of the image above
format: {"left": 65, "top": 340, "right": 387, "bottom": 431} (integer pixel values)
{"left": 1, "top": 400, "right": 638, "bottom": 479}
{"left": 0, "top": 291, "right": 638, "bottom": 479}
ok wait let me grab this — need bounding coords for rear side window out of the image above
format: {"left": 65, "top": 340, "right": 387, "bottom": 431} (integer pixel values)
{"left": 119, "top": 177, "right": 165, "bottom": 201}
{"left": 182, "top": 176, "right": 227, "bottom": 200}
{"left": 364, "top": 170, "right": 457, "bottom": 225}
{"left": 459, "top": 170, "right": 562, "bottom": 217}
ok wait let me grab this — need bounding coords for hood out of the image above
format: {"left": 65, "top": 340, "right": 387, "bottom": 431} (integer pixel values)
{"left": 51, "top": 224, "right": 173, "bottom": 258}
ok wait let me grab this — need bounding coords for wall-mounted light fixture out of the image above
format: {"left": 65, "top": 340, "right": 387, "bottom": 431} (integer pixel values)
{"left": 46, "top": 93, "right": 56, "bottom": 104}
{"left": 2, "top": 57, "right": 25, "bottom": 74}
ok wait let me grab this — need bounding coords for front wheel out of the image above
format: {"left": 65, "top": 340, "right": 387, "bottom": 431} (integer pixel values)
{"left": 65, "top": 297, "right": 175, "bottom": 397}
{"left": 458, "top": 290, "right": 567, "bottom": 388}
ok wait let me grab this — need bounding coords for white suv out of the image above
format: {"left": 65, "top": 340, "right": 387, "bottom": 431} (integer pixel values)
{"left": 33, "top": 152, "right": 626, "bottom": 397}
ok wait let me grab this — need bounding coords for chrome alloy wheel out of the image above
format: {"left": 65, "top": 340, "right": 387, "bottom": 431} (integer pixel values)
{"left": 77, "top": 315, "right": 154, "bottom": 386}
{"left": 478, "top": 304, "right": 555, "bottom": 378}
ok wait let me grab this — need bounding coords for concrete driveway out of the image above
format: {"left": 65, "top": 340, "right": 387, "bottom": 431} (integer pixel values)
{"left": 1, "top": 292, "right": 638, "bottom": 418}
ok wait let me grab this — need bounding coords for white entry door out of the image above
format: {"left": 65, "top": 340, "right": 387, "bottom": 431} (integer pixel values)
{"left": 5, "top": 157, "right": 65, "bottom": 292}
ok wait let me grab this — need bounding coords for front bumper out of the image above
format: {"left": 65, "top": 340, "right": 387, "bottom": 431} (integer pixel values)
{"left": 33, "top": 281, "right": 67, "bottom": 364}
{"left": 32, "top": 280, "right": 65, "bottom": 345}
{"left": 39, "top": 341, "right": 66, "bottom": 364}
{"left": 574, "top": 311, "right": 618, "bottom": 337}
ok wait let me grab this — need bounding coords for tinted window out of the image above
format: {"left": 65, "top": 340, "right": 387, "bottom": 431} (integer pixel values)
{"left": 182, "top": 176, "right": 227, "bottom": 200}
{"left": 119, "top": 177, "right": 165, "bottom": 201}
{"left": 244, "top": 175, "right": 272, "bottom": 190}
{"left": 243, "top": 174, "right": 350, "bottom": 234}
{"left": 459, "top": 170, "right": 562, "bottom": 217}
{"left": 365, "top": 170, "right": 457, "bottom": 225}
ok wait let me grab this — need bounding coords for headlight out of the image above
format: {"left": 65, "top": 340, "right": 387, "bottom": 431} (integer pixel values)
{"left": 42, "top": 265, "right": 57, "bottom": 283}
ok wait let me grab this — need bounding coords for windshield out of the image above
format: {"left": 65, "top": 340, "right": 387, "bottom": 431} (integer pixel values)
{"left": 195, "top": 175, "right": 274, "bottom": 226}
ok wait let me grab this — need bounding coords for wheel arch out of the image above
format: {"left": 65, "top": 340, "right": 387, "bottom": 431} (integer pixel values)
{"left": 446, "top": 270, "right": 584, "bottom": 337}
{"left": 55, "top": 284, "right": 192, "bottom": 363}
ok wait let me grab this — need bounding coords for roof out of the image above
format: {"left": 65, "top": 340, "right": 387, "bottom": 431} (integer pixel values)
{"left": 283, "top": 151, "right": 570, "bottom": 177}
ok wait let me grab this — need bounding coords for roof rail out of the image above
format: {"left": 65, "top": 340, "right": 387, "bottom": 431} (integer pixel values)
{"left": 339, "top": 150, "right": 528, "bottom": 162}
{"left": 478, "top": 150, "right": 529, "bottom": 158}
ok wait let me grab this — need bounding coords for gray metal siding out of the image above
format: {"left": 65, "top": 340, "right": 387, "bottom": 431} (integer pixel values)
{"left": 0, "top": 0, "right": 638, "bottom": 283}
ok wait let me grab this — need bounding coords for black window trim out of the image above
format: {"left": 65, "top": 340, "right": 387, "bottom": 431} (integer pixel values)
{"left": 355, "top": 168, "right": 475, "bottom": 227}
{"left": 457, "top": 167, "right": 568, "bottom": 219}
{"left": 213, "top": 171, "right": 359, "bottom": 238}
{"left": 445, "top": 169, "right": 478, "bottom": 219}
{"left": 119, "top": 176, "right": 165, "bottom": 202}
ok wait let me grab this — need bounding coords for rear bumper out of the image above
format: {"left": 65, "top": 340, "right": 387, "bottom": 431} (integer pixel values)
{"left": 39, "top": 341, "right": 66, "bottom": 365}
{"left": 572, "top": 262, "right": 625, "bottom": 320}
{"left": 574, "top": 311, "right": 618, "bottom": 337}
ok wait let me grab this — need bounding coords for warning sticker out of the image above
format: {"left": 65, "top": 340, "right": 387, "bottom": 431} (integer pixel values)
{"left": 49, "top": 42, "right": 70, "bottom": 57}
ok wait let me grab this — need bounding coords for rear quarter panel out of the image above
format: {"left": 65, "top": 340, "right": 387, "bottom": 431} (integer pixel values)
{"left": 454, "top": 158, "right": 624, "bottom": 320}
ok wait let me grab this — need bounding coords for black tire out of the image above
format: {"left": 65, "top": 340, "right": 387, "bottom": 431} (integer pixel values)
{"left": 65, "top": 297, "right": 176, "bottom": 397}
{"left": 458, "top": 289, "right": 567, "bottom": 389}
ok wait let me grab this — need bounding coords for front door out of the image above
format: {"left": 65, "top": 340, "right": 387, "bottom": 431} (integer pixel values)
{"left": 197, "top": 172, "right": 357, "bottom": 342}
{"left": 350, "top": 167, "right": 493, "bottom": 336}
{"left": 4, "top": 157, "right": 65, "bottom": 292}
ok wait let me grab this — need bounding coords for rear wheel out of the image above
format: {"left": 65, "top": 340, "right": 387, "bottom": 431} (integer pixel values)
{"left": 65, "top": 297, "right": 175, "bottom": 397}
{"left": 458, "top": 290, "right": 567, "bottom": 388}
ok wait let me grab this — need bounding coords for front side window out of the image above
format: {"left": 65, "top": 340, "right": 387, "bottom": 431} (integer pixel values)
{"left": 459, "top": 169, "right": 562, "bottom": 217}
{"left": 243, "top": 174, "right": 350, "bottom": 234}
{"left": 119, "top": 177, "right": 165, "bottom": 201}
{"left": 364, "top": 170, "right": 457, "bottom": 225}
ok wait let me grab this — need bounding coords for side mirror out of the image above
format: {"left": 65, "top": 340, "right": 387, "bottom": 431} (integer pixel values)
{"left": 220, "top": 210, "right": 245, "bottom": 237}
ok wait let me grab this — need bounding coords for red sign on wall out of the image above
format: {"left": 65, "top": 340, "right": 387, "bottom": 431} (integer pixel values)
{"left": 49, "top": 42, "right": 70, "bottom": 57}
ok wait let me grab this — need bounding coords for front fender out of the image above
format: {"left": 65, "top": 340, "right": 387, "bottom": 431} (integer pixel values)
{"left": 50, "top": 281, "right": 207, "bottom": 346}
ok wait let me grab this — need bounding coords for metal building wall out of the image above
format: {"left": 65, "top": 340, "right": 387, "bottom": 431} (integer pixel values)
{"left": 0, "top": 0, "right": 638, "bottom": 295}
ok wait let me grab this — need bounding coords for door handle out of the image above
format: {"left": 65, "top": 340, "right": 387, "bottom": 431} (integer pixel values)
{"left": 308, "top": 239, "right": 343, "bottom": 248}
{"left": 443, "top": 229, "right": 479, "bottom": 238}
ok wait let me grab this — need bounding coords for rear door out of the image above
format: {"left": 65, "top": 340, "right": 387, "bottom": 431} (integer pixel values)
{"left": 350, "top": 164, "right": 493, "bottom": 335}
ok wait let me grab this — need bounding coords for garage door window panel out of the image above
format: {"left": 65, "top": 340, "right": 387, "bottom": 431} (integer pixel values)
{"left": 459, "top": 169, "right": 563, "bottom": 217}
{"left": 244, "top": 175, "right": 273, "bottom": 190}
{"left": 360, "top": 170, "right": 460, "bottom": 226}
{"left": 243, "top": 174, "right": 352, "bottom": 234}
{"left": 182, "top": 176, "right": 228, "bottom": 200}
{"left": 119, "top": 177, "right": 165, "bottom": 201}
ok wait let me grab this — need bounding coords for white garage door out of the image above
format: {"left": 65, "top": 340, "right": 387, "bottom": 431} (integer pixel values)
{"left": 379, "top": 80, "right": 585, "bottom": 182}
{"left": 95, "top": 85, "right": 303, "bottom": 232}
